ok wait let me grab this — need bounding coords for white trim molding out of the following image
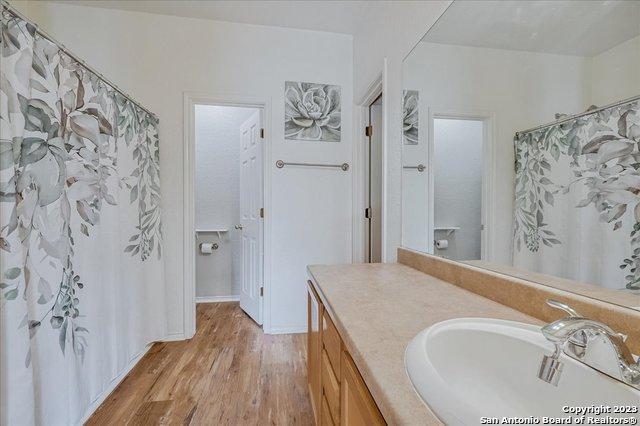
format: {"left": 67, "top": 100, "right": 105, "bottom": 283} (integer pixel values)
{"left": 162, "top": 332, "right": 186, "bottom": 342}
{"left": 183, "top": 92, "right": 273, "bottom": 338}
{"left": 196, "top": 295, "right": 240, "bottom": 303}
{"left": 268, "top": 326, "right": 307, "bottom": 335}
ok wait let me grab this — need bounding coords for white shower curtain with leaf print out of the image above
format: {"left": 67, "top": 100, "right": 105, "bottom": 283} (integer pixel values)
{"left": 1, "top": 11, "right": 165, "bottom": 425}
{"left": 513, "top": 98, "right": 640, "bottom": 295}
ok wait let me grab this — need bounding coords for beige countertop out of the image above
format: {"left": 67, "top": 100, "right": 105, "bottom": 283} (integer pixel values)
{"left": 307, "top": 263, "right": 543, "bottom": 426}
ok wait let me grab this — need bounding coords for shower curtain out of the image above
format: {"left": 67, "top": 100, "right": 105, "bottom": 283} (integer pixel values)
{"left": 513, "top": 98, "right": 640, "bottom": 293}
{"left": 1, "top": 10, "right": 165, "bottom": 425}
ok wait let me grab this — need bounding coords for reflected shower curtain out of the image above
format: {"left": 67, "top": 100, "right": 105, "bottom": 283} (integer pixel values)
{"left": 513, "top": 99, "right": 640, "bottom": 293}
{"left": 1, "top": 11, "right": 165, "bottom": 425}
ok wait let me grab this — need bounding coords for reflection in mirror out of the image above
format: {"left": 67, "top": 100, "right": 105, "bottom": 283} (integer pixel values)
{"left": 401, "top": 0, "right": 640, "bottom": 310}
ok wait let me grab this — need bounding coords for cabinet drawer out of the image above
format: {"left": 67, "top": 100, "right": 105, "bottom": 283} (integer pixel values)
{"left": 321, "top": 395, "right": 335, "bottom": 426}
{"left": 322, "top": 311, "right": 342, "bottom": 373}
{"left": 321, "top": 349, "right": 340, "bottom": 423}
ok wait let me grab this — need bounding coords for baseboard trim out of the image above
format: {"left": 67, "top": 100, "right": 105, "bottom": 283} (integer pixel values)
{"left": 162, "top": 332, "right": 186, "bottom": 342}
{"left": 78, "top": 343, "right": 152, "bottom": 425}
{"left": 196, "top": 295, "right": 240, "bottom": 303}
{"left": 267, "top": 326, "right": 307, "bottom": 335}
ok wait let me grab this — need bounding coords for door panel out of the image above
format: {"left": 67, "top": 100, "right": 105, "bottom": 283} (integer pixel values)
{"left": 239, "top": 109, "right": 263, "bottom": 324}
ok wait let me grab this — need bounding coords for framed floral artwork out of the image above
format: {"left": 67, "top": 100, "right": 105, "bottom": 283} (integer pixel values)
{"left": 285, "top": 81, "right": 341, "bottom": 142}
{"left": 403, "top": 90, "right": 419, "bottom": 145}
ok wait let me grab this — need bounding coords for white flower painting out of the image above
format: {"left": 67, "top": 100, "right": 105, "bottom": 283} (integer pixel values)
{"left": 403, "top": 90, "right": 419, "bottom": 145}
{"left": 285, "top": 81, "right": 341, "bottom": 142}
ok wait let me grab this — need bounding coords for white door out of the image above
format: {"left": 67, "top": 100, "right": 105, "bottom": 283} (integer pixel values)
{"left": 239, "top": 110, "right": 263, "bottom": 325}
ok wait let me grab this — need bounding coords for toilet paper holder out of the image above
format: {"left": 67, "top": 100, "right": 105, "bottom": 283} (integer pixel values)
{"left": 199, "top": 242, "right": 219, "bottom": 254}
{"left": 195, "top": 229, "right": 226, "bottom": 254}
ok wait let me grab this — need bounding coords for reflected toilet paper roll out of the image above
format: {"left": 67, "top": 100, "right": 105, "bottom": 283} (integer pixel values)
{"left": 435, "top": 239, "right": 449, "bottom": 250}
{"left": 200, "top": 242, "right": 218, "bottom": 254}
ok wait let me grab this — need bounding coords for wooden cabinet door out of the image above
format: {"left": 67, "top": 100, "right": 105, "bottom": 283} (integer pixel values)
{"left": 321, "top": 396, "right": 336, "bottom": 426}
{"left": 308, "top": 281, "right": 323, "bottom": 424}
{"left": 322, "top": 311, "right": 342, "bottom": 374}
{"left": 321, "top": 350, "right": 340, "bottom": 423}
{"left": 340, "top": 351, "right": 385, "bottom": 426}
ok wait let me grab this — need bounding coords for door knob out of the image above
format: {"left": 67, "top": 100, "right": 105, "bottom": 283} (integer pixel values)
{"left": 235, "top": 224, "right": 243, "bottom": 230}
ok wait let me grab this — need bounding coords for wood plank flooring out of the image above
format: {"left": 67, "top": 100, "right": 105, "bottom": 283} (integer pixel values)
{"left": 87, "top": 302, "right": 313, "bottom": 425}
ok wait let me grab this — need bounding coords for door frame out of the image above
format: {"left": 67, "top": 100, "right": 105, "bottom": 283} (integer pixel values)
{"left": 427, "top": 108, "right": 496, "bottom": 261}
{"left": 354, "top": 74, "right": 384, "bottom": 263}
{"left": 183, "top": 92, "right": 272, "bottom": 339}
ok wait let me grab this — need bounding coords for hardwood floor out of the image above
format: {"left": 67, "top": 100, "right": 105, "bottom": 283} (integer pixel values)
{"left": 87, "top": 302, "right": 313, "bottom": 425}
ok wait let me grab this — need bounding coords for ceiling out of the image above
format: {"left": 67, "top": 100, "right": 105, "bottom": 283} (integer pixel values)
{"left": 55, "top": 0, "right": 377, "bottom": 35}
{"left": 423, "top": 0, "right": 640, "bottom": 57}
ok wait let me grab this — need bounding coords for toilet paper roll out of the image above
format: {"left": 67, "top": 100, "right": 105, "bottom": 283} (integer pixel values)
{"left": 200, "top": 242, "right": 214, "bottom": 254}
{"left": 435, "top": 239, "right": 449, "bottom": 250}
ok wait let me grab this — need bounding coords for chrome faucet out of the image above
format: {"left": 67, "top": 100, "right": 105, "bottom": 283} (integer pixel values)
{"left": 538, "top": 299, "right": 640, "bottom": 389}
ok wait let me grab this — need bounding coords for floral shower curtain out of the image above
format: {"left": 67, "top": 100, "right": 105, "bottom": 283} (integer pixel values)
{"left": 1, "top": 11, "right": 164, "bottom": 425}
{"left": 513, "top": 98, "right": 640, "bottom": 293}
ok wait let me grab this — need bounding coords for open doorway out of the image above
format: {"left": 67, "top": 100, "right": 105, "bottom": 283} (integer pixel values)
{"left": 364, "top": 94, "right": 383, "bottom": 263}
{"left": 430, "top": 114, "right": 493, "bottom": 262}
{"left": 194, "top": 104, "right": 264, "bottom": 325}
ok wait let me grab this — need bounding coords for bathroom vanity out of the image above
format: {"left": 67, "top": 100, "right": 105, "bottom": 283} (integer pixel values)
{"left": 307, "top": 249, "right": 640, "bottom": 425}
{"left": 306, "top": 259, "right": 540, "bottom": 424}
{"left": 307, "top": 278, "right": 386, "bottom": 425}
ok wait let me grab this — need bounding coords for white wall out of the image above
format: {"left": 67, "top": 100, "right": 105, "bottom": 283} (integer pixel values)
{"left": 195, "top": 105, "right": 255, "bottom": 299}
{"left": 591, "top": 35, "right": 640, "bottom": 106}
{"left": 433, "top": 118, "right": 483, "bottom": 261}
{"left": 352, "top": 1, "right": 452, "bottom": 262}
{"left": 403, "top": 42, "right": 591, "bottom": 263}
{"left": 25, "top": 2, "right": 354, "bottom": 335}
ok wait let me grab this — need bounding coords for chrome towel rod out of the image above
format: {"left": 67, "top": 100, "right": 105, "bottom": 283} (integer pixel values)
{"left": 275, "top": 160, "right": 349, "bottom": 171}
{"left": 403, "top": 164, "right": 425, "bottom": 172}
{"left": 515, "top": 93, "right": 640, "bottom": 136}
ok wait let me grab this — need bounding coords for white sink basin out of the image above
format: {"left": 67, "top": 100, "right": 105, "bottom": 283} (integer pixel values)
{"left": 405, "top": 318, "right": 640, "bottom": 425}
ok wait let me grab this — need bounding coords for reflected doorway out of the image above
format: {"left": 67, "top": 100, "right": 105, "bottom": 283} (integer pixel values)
{"left": 365, "top": 94, "right": 383, "bottom": 263}
{"left": 432, "top": 117, "right": 484, "bottom": 261}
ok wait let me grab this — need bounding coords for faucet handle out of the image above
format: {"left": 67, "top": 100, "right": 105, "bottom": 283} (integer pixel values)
{"left": 546, "top": 299, "right": 628, "bottom": 342}
{"left": 546, "top": 299, "right": 581, "bottom": 318}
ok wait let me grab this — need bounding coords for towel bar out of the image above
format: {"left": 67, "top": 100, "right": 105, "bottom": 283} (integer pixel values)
{"left": 275, "top": 160, "right": 349, "bottom": 171}
{"left": 403, "top": 164, "right": 426, "bottom": 172}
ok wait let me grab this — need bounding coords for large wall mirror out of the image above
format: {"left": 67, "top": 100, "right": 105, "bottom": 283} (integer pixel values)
{"left": 401, "top": 0, "right": 640, "bottom": 311}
